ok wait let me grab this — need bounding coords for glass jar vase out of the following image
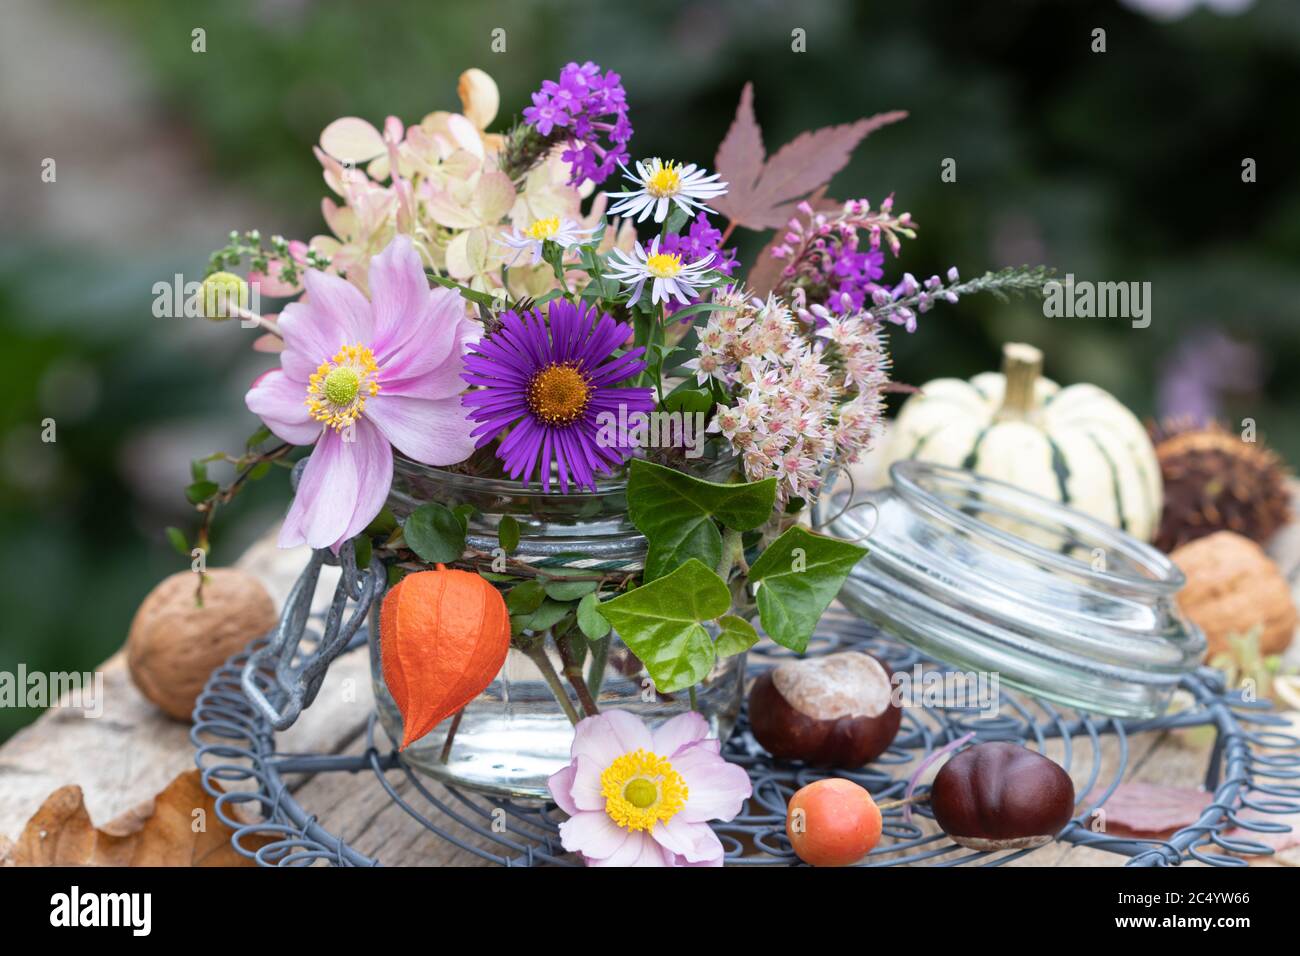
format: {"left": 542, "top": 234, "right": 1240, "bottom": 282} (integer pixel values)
{"left": 370, "top": 455, "right": 747, "bottom": 800}
{"left": 828, "top": 461, "right": 1205, "bottom": 719}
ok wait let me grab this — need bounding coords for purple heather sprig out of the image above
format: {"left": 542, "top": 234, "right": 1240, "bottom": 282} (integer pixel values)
{"left": 521, "top": 61, "right": 632, "bottom": 187}
{"left": 771, "top": 197, "right": 916, "bottom": 317}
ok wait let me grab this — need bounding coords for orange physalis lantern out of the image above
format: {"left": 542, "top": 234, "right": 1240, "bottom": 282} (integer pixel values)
{"left": 379, "top": 565, "right": 511, "bottom": 750}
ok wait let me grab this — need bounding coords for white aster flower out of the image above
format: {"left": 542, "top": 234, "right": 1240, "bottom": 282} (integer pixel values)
{"left": 498, "top": 216, "right": 596, "bottom": 265}
{"left": 606, "top": 158, "right": 728, "bottom": 224}
{"left": 607, "top": 236, "right": 714, "bottom": 306}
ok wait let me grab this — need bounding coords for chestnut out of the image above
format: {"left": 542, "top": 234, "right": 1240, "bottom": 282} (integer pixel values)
{"left": 748, "top": 652, "right": 902, "bottom": 767}
{"left": 930, "top": 741, "right": 1075, "bottom": 851}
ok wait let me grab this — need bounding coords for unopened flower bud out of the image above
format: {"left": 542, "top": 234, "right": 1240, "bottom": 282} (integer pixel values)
{"left": 201, "top": 271, "right": 249, "bottom": 321}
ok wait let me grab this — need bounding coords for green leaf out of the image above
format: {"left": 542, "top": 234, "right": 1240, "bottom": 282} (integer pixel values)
{"left": 184, "top": 480, "right": 219, "bottom": 505}
{"left": 596, "top": 559, "right": 730, "bottom": 693}
{"left": 506, "top": 580, "right": 546, "bottom": 615}
{"left": 714, "top": 614, "right": 759, "bottom": 657}
{"left": 248, "top": 460, "right": 272, "bottom": 481}
{"left": 353, "top": 535, "right": 373, "bottom": 569}
{"left": 542, "top": 575, "right": 598, "bottom": 601}
{"left": 665, "top": 205, "right": 692, "bottom": 235}
{"left": 364, "top": 505, "right": 397, "bottom": 536}
{"left": 428, "top": 273, "right": 499, "bottom": 308}
{"left": 513, "top": 598, "right": 574, "bottom": 634}
{"left": 626, "top": 459, "right": 777, "bottom": 580}
{"left": 748, "top": 526, "right": 868, "bottom": 653}
{"left": 164, "top": 526, "right": 189, "bottom": 557}
{"left": 403, "top": 503, "right": 466, "bottom": 564}
{"left": 452, "top": 503, "right": 476, "bottom": 531}
{"left": 577, "top": 592, "right": 612, "bottom": 640}
{"left": 661, "top": 386, "right": 713, "bottom": 415}
{"left": 190, "top": 460, "right": 208, "bottom": 482}
{"left": 245, "top": 424, "right": 272, "bottom": 449}
{"left": 498, "top": 514, "right": 520, "bottom": 553}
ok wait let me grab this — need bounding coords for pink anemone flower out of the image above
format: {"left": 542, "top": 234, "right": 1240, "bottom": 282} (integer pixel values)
{"left": 548, "top": 710, "right": 752, "bottom": 867}
{"left": 245, "top": 236, "right": 478, "bottom": 551}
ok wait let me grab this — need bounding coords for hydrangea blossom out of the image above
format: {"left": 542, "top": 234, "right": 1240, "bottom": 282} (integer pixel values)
{"left": 523, "top": 61, "right": 632, "bottom": 186}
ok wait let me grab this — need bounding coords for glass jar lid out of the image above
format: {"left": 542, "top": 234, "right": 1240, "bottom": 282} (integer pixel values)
{"left": 827, "top": 461, "right": 1205, "bottom": 719}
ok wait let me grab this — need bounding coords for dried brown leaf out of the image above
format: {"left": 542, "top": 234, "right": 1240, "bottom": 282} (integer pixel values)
{"left": 8, "top": 769, "right": 272, "bottom": 867}
{"left": 745, "top": 186, "right": 839, "bottom": 297}
{"left": 713, "top": 84, "right": 906, "bottom": 231}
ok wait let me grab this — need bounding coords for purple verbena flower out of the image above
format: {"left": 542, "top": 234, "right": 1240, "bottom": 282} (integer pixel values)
{"left": 523, "top": 61, "right": 632, "bottom": 186}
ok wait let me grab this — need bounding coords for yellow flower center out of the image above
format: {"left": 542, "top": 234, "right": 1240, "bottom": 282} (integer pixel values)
{"left": 305, "top": 344, "right": 381, "bottom": 430}
{"left": 525, "top": 216, "right": 561, "bottom": 240}
{"left": 526, "top": 362, "right": 591, "bottom": 425}
{"left": 646, "top": 252, "right": 683, "bottom": 278}
{"left": 600, "top": 749, "right": 689, "bottom": 832}
{"left": 645, "top": 160, "right": 682, "bottom": 198}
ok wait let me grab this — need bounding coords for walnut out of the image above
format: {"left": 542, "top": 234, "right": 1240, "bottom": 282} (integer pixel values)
{"left": 1171, "top": 531, "right": 1297, "bottom": 660}
{"left": 127, "top": 569, "right": 278, "bottom": 720}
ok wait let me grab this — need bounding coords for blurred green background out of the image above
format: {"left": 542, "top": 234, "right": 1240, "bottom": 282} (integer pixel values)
{"left": 2, "top": 0, "right": 1297, "bottom": 740}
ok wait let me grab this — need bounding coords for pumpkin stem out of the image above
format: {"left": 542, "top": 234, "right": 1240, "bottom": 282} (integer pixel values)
{"left": 996, "top": 342, "right": 1043, "bottom": 422}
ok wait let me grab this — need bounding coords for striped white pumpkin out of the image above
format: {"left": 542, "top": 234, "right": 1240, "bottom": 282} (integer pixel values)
{"left": 880, "top": 343, "right": 1163, "bottom": 542}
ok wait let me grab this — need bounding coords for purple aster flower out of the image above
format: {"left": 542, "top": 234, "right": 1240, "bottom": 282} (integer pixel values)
{"left": 523, "top": 61, "right": 632, "bottom": 186}
{"left": 460, "top": 300, "right": 654, "bottom": 492}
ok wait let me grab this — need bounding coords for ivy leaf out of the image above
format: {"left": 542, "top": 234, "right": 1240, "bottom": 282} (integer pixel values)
{"left": 577, "top": 592, "right": 612, "bottom": 640}
{"left": 597, "top": 559, "right": 730, "bottom": 693}
{"left": 748, "top": 526, "right": 867, "bottom": 653}
{"left": 714, "top": 614, "right": 759, "bottom": 658}
{"left": 627, "top": 459, "right": 777, "bottom": 580}
{"left": 712, "top": 82, "right": 907, "bottom": 231}
{"left": 403, "top": 503, "right": 466, "bottom": 564}
{"left": 498, "top": 514, "right": 520, "bottom": 553}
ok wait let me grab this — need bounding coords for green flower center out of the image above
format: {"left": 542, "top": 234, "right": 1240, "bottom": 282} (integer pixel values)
{"left": 622, "top": 778, "right": 659, "bottom": 809}
{"left": 323, "top": 366, "right": 361, "bottom": 407}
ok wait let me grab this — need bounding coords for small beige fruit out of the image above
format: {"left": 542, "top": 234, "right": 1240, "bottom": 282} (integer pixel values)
{"left": 1171, "top": 531, "right": 1297, "bottom": 660}
{"left": 127, "top": 569, "right": 278, "bottom": 720}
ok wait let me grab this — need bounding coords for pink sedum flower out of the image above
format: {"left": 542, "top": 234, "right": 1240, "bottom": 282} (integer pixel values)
{"left": 245, "top": 236, "right": 478, "bottom": 551}
{"left": 547, "top": 710, "right": 751, "bottom": 867}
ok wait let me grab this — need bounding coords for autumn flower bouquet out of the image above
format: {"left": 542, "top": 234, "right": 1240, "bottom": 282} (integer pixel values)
{"left": 185, "top": 64, "right": 1047, "bottom": 866}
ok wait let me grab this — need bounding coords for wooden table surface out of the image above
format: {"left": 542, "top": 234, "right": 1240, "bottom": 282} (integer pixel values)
{"left": 4, "top": 516, "right": 1299, "bottom": 867}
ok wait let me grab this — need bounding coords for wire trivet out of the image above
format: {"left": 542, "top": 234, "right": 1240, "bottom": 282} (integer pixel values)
{"left": 193, "top": 609, "right": 1299, "bottom": 867}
